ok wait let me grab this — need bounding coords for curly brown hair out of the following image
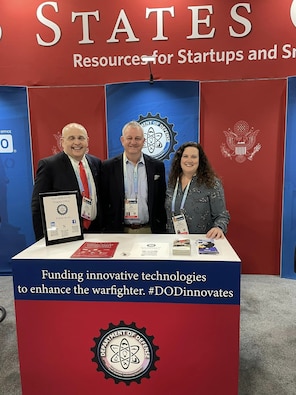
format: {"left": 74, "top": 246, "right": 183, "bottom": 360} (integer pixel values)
{"left": 168, "top": 142, "right": 218, "bottom": 188}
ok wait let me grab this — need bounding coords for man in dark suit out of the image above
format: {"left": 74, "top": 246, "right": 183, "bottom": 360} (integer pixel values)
{"left": 31, "top": 123, "right": 102, "bottom": 241}
{"left": 101, "top": 120, "right": 167, "bottom": 234}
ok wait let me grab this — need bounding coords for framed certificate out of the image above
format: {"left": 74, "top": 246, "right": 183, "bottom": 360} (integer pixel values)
{"left": 39, "top": 191, "right": 84, "bottom": 246}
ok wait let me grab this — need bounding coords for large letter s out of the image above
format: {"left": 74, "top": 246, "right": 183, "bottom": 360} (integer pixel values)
{"left": 36, "top": 2, "right": 61, "bottom": 46}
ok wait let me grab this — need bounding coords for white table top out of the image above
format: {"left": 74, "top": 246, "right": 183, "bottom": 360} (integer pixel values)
{"left": 13, "top": 233, "right": 241, "bottom": 262}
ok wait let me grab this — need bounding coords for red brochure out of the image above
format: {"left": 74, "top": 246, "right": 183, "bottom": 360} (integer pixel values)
{"left": 71, "top": 242, "right": 119, "bottom": 259}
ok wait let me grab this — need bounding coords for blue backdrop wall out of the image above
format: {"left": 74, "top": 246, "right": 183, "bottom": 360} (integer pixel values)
{"left": 106, "top": 81, "right": 199, "bottom": 176}
{"left": 0, "top": 87, "right": 35, "bottom": 274}
{"left": 282, "top": 77, "right": 296, "bottom": 279}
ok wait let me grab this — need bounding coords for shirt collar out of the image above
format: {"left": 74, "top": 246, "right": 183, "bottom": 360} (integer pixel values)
{"left": 65, "top": 152, "right": 87, "bottom": 167}
{"left": 123, "top": 152, "right": 145, "bottom": 165}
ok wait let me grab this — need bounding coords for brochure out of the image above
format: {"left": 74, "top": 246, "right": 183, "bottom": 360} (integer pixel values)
{"left": 130, "top": 242, "right": 169, "bottom": 257}
{"left": 71, "top": 241, "right": 119, "bottom": 258}
{"left": 197, "top": 239, "right": 219, "bottom": 254}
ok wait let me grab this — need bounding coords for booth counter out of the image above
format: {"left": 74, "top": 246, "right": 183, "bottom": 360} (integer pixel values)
{"left": 12, "top": 233, "right": 241, "bottom": 395}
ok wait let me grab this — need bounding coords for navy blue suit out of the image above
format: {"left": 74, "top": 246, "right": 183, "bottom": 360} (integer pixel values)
{"left": 31, "top": 151, "right": 102, "bottom": 241}
{"left": 101, "top": 153, "right": 167, "bottom": 233}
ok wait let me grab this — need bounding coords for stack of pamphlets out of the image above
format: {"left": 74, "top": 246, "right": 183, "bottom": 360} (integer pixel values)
{"left": 172, "top": 238, "right": 191, "bottom": 255}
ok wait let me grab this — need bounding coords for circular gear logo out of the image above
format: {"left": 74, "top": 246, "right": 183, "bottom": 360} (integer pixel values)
{"left": 137, "top": 113, "right": 177, "bottom": 161}
{"left": 57, "top": 204, "right": 68, "bottom": 215}
{"left": 91, "top": 321, "right": 159, "bottom": 385}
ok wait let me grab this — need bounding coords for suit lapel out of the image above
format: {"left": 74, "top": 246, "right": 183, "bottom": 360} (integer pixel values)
{"left": 118, "top": 155, "right": 125, "bottom": 196}
{"left": 143, "top": 155, "right": 154, "bottom": 211}
{"left": 60, "top": 152, "right": 81, "bottom": 191}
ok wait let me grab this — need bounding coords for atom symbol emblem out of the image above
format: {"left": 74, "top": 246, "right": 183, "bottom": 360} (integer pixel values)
{"left": 91, "top": 321, "right": 159, "bottom": 385}
{"left": 110, "top": 338, "right": 140, "bottom": 369}
{"left": 146, "top": 126, "right": 163, "bottom": 153}
{"left": 137, "top": 113, "right": 177, "bottom": 161}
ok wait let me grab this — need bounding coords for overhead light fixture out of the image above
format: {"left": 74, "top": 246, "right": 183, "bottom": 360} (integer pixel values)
{"left": 141, "top": 55, "right": 156, "bottom": 63}
{"left": 141, "top": 55, "right": 155, "bottom": 84}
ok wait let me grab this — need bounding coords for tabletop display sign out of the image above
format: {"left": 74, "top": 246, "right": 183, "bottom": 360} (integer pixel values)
{"left": 39, "top": 191, "right": 83, "bottom": 246}
{"left": 71, "top": 241, "right": 119, "bottom": 259}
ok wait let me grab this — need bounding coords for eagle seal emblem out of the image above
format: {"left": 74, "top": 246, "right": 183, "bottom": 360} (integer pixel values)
{"left": 220, "top": 120, "right": 261, "bottom": 163}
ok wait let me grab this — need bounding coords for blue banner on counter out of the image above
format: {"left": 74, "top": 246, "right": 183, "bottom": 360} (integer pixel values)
{"left": 0, "top": 87, "right": 35, "bottom": 274}
{"left": 12, "top": 258, "right": 240, "bottom": 304}
{"left": 105, "top": 81, "right": 199, "bottom": 177}
{"left": 282, "top": 77, "right": 296, "bottom": 279}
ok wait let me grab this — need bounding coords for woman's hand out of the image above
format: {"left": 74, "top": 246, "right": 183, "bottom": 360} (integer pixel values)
{"left": 206, "top": 227, "right": 224, "bottom": 239}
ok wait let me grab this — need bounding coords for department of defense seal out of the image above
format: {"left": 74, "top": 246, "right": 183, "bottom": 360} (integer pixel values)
{"left": 137, "top": 113, "right": 177, "bottom": 161}
{"left": 91, "top": 321, "right": 159, "bottom": 385}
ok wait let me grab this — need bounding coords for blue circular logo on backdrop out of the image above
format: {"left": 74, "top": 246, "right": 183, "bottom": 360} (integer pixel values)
{"left": 138, "top": 113, "right": 177, "bottom": 161}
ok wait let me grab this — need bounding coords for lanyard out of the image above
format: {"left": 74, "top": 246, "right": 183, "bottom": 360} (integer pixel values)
{"left": 123, "top": 152, "right": 140, "bottom": 198}
{"left": 171, "top": 177, "right": 191, "bottom": 215}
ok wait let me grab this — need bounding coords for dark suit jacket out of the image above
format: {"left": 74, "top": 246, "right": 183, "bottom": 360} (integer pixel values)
{"left": 31, "top": 152, "right": 102, "bottom": 241}
{"left": 101, "top": 153, "right": 167, "bottom": 233}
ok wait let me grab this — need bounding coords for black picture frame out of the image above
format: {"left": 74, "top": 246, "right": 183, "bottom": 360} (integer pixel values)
{"left": 39, "top": 190, "right": 84, "bottom": 246}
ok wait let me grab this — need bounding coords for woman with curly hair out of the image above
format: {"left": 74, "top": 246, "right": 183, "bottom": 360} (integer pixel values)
{"left": 165, "top": 142, "right": 230, "bottom": 238}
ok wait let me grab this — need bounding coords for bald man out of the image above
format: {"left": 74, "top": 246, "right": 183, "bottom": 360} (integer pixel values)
{"left": 31, "top": 123, "right": 102, "bottom": 241}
